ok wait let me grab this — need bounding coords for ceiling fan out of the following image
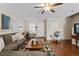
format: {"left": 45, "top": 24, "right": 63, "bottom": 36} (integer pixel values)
{"left": 34, "top": 3, "right": 63, "bottom": 14}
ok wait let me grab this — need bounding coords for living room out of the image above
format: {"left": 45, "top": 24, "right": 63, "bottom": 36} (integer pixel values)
{"left": 0, "top": 3, "right": 79, "bottom": 56}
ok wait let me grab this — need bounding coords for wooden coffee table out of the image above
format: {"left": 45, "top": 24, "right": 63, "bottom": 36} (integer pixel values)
{"left": 25, "top": 39, "right": 44, "bottom": 51}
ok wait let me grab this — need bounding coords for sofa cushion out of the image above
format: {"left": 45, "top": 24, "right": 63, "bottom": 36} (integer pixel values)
{"left": 2, "top": 39, "right": 26, "bottom": 51}
{"left": 2, "top": 44, "right": 18, "bottom": 51}
{"left": 2, "top": 34, "right": 12, "bottom": 45}
{"left": 15, "top": 33, "right": 25, "bottom": 40}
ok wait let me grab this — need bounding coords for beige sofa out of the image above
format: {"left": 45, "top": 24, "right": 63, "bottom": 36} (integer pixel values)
{"left": 0, "top": 33, "right": 26, "bottom": 51}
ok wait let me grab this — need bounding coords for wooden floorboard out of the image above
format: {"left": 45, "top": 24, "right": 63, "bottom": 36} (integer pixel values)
{"left": 50, "top": 40, "right": 79, "bottom": 56}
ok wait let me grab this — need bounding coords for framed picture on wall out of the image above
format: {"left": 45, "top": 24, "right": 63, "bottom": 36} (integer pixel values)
{"left": 1, "top": 14, "right": 10, "bottom": 29}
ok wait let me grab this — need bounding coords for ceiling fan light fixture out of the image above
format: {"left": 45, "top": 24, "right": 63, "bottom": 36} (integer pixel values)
{"left": 44, "top": 6, "right": 51, "bottom": 11}
{"left": 34, "top": 3, "right": 63, "bottom": 14}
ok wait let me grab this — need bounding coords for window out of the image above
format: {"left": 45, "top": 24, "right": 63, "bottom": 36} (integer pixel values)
{"left": 29, "top": 23, "right": 36, "bottom": 33}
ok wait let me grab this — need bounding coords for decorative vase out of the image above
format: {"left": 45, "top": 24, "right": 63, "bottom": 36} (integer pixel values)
{"left": 31, "top": 41, "right": 34, "bottom": 45}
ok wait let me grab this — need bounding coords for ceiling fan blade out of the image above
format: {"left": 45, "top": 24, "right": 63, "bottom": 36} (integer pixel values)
{"left": 41, "top": 10, "right": 45, "bottom": 14}
{"left": 34, "top": 6, "right": 43, "bottom": 8}
{"left": 50, "top": 9, "right": 55, "bottom": 13}
{"left": 52, "top": 3, "right": 63, "bottom": 6}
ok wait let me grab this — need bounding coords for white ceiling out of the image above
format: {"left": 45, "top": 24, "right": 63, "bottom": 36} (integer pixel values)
{"left": 0, "top": 3, "right": 79, "bottom": 20}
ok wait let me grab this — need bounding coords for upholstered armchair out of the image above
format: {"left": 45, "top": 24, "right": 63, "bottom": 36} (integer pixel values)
{"left": 53, "top": 31, "right": 61, "bottom": 43}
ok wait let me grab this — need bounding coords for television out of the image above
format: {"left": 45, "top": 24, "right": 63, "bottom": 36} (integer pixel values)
{"left": 74, "top": 23, "right": 79, "bottom": 34}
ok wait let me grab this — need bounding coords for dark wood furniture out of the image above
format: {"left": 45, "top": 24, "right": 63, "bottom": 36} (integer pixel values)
{"left": 72, "top": 35, "right": 79, "bottom": 47}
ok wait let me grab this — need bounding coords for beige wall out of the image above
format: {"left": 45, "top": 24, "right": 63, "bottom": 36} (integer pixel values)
{"left": 71, "top": 13, "right": 79, "bottom": 46}
{"left": 63, "top": 17, "right": 72, "bottom": 39}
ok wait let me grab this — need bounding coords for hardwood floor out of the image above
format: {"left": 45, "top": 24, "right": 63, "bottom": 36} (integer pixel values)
{"left": 50, "top": 40, "right": 79, "bottom": 56}
{"left": 19, "top": 38, "right": 79, "bottom": 56}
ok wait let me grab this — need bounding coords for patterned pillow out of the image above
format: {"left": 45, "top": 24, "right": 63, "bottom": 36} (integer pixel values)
{"left": 11, "top": 35, "right": 17, "bottom": 42}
